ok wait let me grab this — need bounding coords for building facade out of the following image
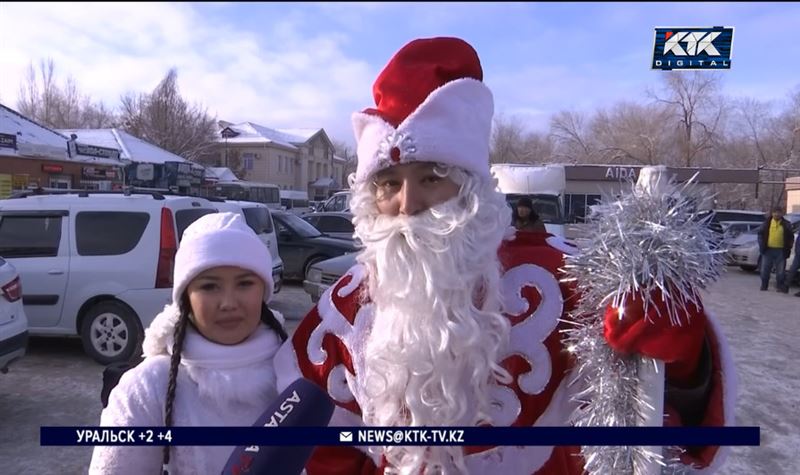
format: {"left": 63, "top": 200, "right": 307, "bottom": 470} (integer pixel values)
{"left": 787, "top": 176, "right": 800, "bottom": 213}
{"left": 208, "top": 121, "right": 348, "bottom": 201}
{"left": 561, "top": 164, "right": 760, "bottom": 222}
{"left": 1, "top": 104, "right": 124, "bottom": 197}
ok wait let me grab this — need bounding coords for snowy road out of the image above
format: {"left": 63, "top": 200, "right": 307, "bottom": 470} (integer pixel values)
{"left": 0, "top": 273, "right": 797, "bottom": 474}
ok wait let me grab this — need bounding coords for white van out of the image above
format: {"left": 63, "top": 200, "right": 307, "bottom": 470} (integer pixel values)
{"left": 319, "top": 190, "right": 351, "bottom": 213}
{"left": 280, "top": 190, "right": 311, "bottom": 215}
{"left": 0, "top": 190, "right": 219, "bottom": 364}
{"left": 213, "top": 200, "right": 284, "bottom": 294}
{"left": 491, "top": 164, "right": 567, "bottom": 236}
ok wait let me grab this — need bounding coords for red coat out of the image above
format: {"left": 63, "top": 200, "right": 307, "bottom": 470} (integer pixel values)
{"left": 273, "top": 231, "right": 736, "bottom": 474}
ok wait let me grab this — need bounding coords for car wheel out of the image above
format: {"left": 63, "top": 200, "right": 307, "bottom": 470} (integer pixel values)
{"left": 304, "top": 255, "right": 330, "bottom": 280}
{"left": 80, "top": 300, "right": 143, "bottom": 365}
{"left": 740, "top": 264, "right": 757, "bottom": 273}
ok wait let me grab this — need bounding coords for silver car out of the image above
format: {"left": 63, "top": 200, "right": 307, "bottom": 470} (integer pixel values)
{"left": 0, "top": 256, "right": 28, "bottom": 373}
{"left": 303, "top": 253, "right": 358, "bottom": 303}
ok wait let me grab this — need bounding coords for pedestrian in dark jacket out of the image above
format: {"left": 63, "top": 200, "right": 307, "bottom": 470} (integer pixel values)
{"left": 514, "top": 197, "right": 547, "bottom": 232}
{"left": 785, "top": 228, "right": 800, "bottom": 296}
{"left": 757, "top": 206, "right": 794, "bottom": 292}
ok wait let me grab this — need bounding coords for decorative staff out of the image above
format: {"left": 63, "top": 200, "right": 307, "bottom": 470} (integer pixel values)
{"left": 562, "top": 165, "right": 727, "bottom": 474}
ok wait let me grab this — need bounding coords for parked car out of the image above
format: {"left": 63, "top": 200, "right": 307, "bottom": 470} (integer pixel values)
{"left": 303, "top": 253, "right": 358, "bottom": 303}
{"left": 302, "top": 212, "right": 356, "bottom": 240}
{"left": 0, "top": 256, "right": 28, "bottom": 373}
{"left": 728, "top": 214, "right": 800, "bottom": 276}
{"left": 213, "top": 200, "right": 284, "bottom": 294}
{"left": 270, "top": 210, "right": 359, "bottom": 281}
{"left": 698, "top": 209, "right": 766, "bottom": 235}
{"left": 318, "top": 190, "right": 351, "bottom": 213}
{"left": 0, "top": 190, "right": 218, "bottom": 364}
{"left": 720, "top": 221, "right": 763, "bottom": 239}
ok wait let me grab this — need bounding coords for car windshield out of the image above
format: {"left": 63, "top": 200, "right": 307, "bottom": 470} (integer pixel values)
{"left": 277, "top": 213, "right": 322, "bottom": 238}
{"left": 507, "top": 194, "right": 564, "bottom": 224}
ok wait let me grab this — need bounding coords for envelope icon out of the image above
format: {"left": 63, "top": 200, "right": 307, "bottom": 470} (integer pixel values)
{"left": 339, "top": 431, "right": 353, "bottom": 442}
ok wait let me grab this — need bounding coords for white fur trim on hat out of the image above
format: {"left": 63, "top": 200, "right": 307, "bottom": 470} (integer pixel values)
{"left": 352, "top": 78, "right": 493, "bottom": 183}
{"left": 172, "top": 212, "right": 274, "bottom": 305}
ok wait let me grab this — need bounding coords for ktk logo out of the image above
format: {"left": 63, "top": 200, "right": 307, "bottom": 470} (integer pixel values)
{"left": 663, "top": 31, "right": 721, "bottom": 56}
{"left": 652, "top": 27, "right": 733, "bottom": 71}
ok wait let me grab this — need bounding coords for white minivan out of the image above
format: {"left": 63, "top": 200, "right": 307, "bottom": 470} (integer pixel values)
{"left": 212, "top": 200, "right": 284, "bottom": 294}
{"left": 0, "top": 190, "right": 219, "bottom": 364}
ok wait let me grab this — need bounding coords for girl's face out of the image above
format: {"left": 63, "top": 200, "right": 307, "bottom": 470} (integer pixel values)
{"left": 517, "top": 205, "right": 531, "bottom": 219}
{"left": 185, "top": 266, "right": 265, "bottom": 345}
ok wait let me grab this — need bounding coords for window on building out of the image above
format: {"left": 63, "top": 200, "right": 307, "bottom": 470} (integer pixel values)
{"left": 242, "top": 153, "right": 255, "bottom": 171}
{"left": 323, "top": 164, "right": 328, "bottom": 177}
{"left": 565, "top": 194, "right": 602, "bottom": 223}
{"left": 316, "top": 163, "right": 322, "bottom": 180}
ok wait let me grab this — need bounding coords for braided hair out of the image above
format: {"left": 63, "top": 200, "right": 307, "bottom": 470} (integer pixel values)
{"left": 160, "top": 296, "right": 288, "bottom": 473}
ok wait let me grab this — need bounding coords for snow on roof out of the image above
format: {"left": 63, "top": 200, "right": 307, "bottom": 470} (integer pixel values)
{"left": 59, "top": 128, "right": 190, "bottom": 165}
{"left": 0, "top": 104, "right": 122, "bottom": 166}
{"left": 275, "top": 128, "right": 322, "bottom": 142}
{"left": 217, "top": 122, "right": 300, "bottom": 149}
{"left": 206, "top": 167, "right": 240, "bottom": 182}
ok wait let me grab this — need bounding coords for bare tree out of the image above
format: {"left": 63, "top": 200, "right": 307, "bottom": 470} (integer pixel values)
{"left": 119, "top": 69, "right": 217, "bottom": 163}
{"left": 489, "top": 114, "right": 553, "bottom": 164}
{"left": 331, "top": 138, "right": 357, "bottom": 182}
{"left": 16, "top": 59, "right": 116, "bottom": 129}
{"left": 590, "top": 101, "right": 676, "bottom": 166}
{"left": 770, "top": 87, "right": 800, "bottom": 168}
{"left": 490, "top": 114, "right": 525, "bottom": 163}
{"left": 549, "top": 110, "right": 595, "bottom": 163}
{"left": 649, "top": 72, "right": 725, "bottom": 167}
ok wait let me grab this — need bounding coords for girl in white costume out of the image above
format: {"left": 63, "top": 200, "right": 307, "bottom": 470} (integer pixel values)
{"left": 90, "top": 212, "right": 287, "bottom": 475}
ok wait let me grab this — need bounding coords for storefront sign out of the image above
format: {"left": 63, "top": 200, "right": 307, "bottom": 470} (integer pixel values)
{"left": 136, "top": 164, "right": 155, "bottom": 181}
{"left": 82, "top": 166, "right": 118, "bottom": 180}
{"left": 41, "top": 164, "right": 64, "bottom": 174}
{"left": 0, "top": 133, "right": 17, "bottom": 150}
{"left": 12, "top": 174, "right": 29, "bottom": 189}
{"left": 0, "top": 174, "right": 12, "bottom": 198}
{"left": 605, "top": 166, "right": 639, "bottom": 181}
{"left": 75, "top": 143, "right": 121, "bottom": 160}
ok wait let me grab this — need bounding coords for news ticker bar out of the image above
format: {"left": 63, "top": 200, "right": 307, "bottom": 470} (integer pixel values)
{"left": 41, "top": 426, "right": 760, "bottom": 447}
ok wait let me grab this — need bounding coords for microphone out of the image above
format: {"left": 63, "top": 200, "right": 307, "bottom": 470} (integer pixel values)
{"left": 221, "top": 378, "right": 335, "bottom": 475}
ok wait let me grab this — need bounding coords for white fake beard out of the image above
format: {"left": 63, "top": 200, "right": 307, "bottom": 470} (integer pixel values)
{"left": 350, "top": 173, "right": 514, "bottom": 475}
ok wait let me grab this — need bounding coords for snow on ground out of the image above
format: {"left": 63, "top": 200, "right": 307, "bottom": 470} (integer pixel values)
{"left": 704, "top": 268, "right": 800, "bottom": 475}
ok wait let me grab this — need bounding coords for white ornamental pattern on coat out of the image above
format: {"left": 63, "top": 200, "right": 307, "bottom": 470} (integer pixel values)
{"left": 306, "top": 262, "right": 562, "bottom": 413}
{"left": 488, "top": 263, "right": 563, "bottom": 422}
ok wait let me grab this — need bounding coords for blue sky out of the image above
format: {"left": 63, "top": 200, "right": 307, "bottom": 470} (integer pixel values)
{"left": 1, "top": 2, "right": 798, "bottom": 147}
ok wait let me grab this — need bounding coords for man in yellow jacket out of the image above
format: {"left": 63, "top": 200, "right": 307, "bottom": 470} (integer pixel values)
{"left": 757, "top": 206, "right": 794, "bottom": 292}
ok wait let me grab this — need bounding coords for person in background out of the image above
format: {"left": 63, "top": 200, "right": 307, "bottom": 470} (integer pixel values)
{"left": 514, "top": 196, "right": 547, "bottom": 232}
{"left": 785, "top": 228, "right": 800, "bottom": 297}
{"left": 89, "top": 212, "right": 288, "bottom": 475}
{"left": 757, "top": 206, "right": 794, "bottom": 292}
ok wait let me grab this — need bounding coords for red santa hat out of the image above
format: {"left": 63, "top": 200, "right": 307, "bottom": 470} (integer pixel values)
{"left": 352, "top": 37, "right": 494, "bottom": 184}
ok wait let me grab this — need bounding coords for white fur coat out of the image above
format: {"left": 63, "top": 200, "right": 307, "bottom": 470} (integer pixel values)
{"left": 89, "top": 303, "right": 284, "bottom": 475}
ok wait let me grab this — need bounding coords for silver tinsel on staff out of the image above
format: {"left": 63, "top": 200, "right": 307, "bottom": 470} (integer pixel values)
{"left": 561, "top": 167, "right": 728, "bottom": 474}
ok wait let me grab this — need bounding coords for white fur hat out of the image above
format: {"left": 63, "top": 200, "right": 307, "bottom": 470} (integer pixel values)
{"left": 351, "top": 37, "right": 494, "bottom": 184}
{"left": 172, "top": 212, "right": 274, "bottom": 305}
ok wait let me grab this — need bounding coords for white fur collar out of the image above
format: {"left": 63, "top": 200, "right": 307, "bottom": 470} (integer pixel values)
{"left": 141, "top": 303, "right": 284, "bottom": 406}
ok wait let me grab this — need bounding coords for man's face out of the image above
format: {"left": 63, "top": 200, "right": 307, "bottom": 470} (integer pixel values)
{"left": 372, "top": 162, "right": 461, "bottom": 216}
{"left": 772, "top": 210, "right": 784, "bottom": 221}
